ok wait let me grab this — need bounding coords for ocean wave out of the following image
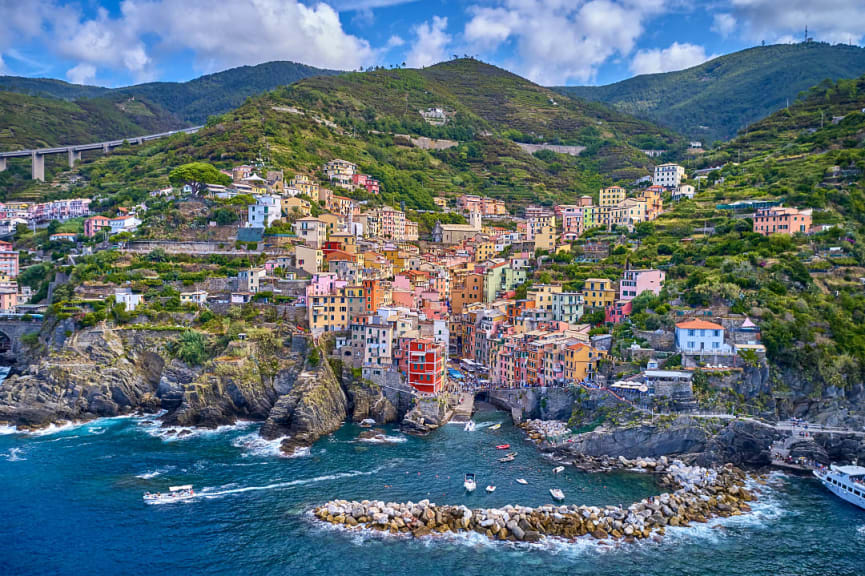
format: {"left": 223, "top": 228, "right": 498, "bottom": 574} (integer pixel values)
{"left": 139, "top": 420, "right": 257, "bottom": 442}
{"left": 232, "top": 433, "right": 286, "bottom": 458}
{"left": 136, "top": 465, "right": 175, "bottom": 480}
{"left": 2, "top": 447, "right": 26, "bottom": 462}
{"left": 857, "top": 525, "right": 865, "bottom": 538}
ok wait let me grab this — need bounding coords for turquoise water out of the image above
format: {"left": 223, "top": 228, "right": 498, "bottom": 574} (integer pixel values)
{"left": 1, "top": 408, "right": 864, "bottom": 576}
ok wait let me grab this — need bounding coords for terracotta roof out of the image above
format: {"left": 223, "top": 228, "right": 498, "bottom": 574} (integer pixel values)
{"left": 675, "top": 319, "right": 723, "bottom": 330}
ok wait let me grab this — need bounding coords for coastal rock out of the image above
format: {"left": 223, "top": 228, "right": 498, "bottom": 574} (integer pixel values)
{"left": 344, "top": 379, "right": 398, "bottom": 424}
{"left": 261, "top": 352, "right": 347, "bottom": 452}
{"left": 696, "top": 420, "right": 779, "bottom": 467}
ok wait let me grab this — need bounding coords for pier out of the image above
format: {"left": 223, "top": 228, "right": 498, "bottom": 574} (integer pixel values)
{"left": 450, "top": 392, "right": 475, "bottom": 423}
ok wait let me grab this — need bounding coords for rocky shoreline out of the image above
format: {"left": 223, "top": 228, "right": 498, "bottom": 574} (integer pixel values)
{"left": 313, "top": 460, "right": 755, "bottom": 543}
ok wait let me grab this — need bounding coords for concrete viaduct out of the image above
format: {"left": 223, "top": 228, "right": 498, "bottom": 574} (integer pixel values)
{"left": 0, "top": 126, "right": 203, "bottom": 181}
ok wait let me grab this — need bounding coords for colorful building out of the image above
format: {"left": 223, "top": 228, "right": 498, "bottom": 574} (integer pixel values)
{"left": 407, "top": 338, "right": 446, "bottom": 394}
{"left": 752, "top": 206, "right": 812, "bottom": 236}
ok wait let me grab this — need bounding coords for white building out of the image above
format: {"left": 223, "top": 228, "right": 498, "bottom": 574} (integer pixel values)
{"left": 653, "top": 163, "right": 685, "bottom": 189}
{"left": 180, "top": 290, "right": 209, "bottom": 306}
{"left": 110, "top": 215, "right": 142, "bottom": 234}
{"left": 115, "top": 288, "right": 144, "bottom": 312}
{"left": 675, "top": 319, "right": 730, "bottom": 354}
{"left": 552, "top": 292, "right": 584, "bottom": 324}
{"left": 673, "top": 184, "right": 695, "bottom": 201}
{"left": 248, "top": 195, "right": 282, "bottom": 228}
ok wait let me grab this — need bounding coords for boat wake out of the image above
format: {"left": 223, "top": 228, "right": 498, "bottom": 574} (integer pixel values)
{"left": 136, "top": 466, "right": 175, "bottom": 480}
{"left": 193, "top": 466, "right": 390, "bottom": 500}
{"left": 357, "top": 435, "right": 407, "bottom": 444}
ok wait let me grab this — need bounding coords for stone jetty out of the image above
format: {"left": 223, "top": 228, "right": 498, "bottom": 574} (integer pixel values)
{"left": 312, "top": 461, "right": 754, "bottom": 543}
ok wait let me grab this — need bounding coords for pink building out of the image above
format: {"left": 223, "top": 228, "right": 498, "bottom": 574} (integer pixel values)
{"left": 0, "top": 241, "right": 19, "bottom": 278}
{"left": 352, "top": 173, "right": 380, "bottom": 195}
{"left": 558, "top": 205, "right": 583, "bottom": 235}
{"left": 753, "top": 206, "right": 812, "bottom": 236}
{"left": 84, "top": 216, "right": 111, "bottom": 237}
{"left": 305, "top": 273, "right": 347, "bottom": 300}
{"left": 605, "top": 299, "right": 633, "bottom": 324}
{"left": 619, "top": 268, "right": 665, "bottom": 301}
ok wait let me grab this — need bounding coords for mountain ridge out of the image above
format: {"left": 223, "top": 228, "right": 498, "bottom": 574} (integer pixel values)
{"left": 554, "top": 43, "right": 865, "bottom": 142}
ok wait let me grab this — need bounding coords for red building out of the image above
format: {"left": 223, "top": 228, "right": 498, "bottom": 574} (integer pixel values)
{"left": 407, "top": 339, "right": 445, "bottom": 395}
{"left": 605, "top": 299, "right": 633, "bottom": 324}
{"left": 362, "top": 279, "right": 384, "bottom": 313}
{"left": 352, "top": 173, "right": 380, "bottom": 195}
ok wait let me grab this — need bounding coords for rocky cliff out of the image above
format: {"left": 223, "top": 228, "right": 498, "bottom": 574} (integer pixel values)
{"left": 0, "top": 328, "right": 166, "bottom": 428}
{"left": 260, "top": 353, "right": 348, "bottom": 454}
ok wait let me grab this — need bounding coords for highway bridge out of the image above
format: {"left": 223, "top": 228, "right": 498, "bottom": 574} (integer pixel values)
{"left": 0, "top": 126, "right": 203, "bottom": 181}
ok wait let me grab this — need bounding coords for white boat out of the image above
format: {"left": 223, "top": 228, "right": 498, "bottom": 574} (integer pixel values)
{"left": 464, "top": 473, "right": 477, "bottom": 492}
{"left": 553, "top": 466, "right": 565, "bottom": 474}
{"left": 359, "top": 418, "right": 376, "bottom": 428}
{"left": 550, "top": 488, "right": 565, "bottom": 501}
{"left": 464, "top": 420, "right": 476, "bottom": 432}
{"left": 499, "top": 454, "right": 516, "bottom": 463}
{"left": 143, "top": 484, "right": 195, "bottom": 504}
{"left": 486, "top": 485, "right": 496, "bottom": 493}
{"left": 489, "top": 423, "right": 501, "bottom": 431}
{"left": 814, "top": 463, "right": 865, "bottom": 510}
{"left": 516, "top": 478, "right": 528, "bottom": 485}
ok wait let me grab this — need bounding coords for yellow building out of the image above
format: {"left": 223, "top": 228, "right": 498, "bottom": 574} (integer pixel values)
{"left": 329, "top": 232, "right": 356, "bottom": 254}
{"left": 433, "top": 197, "right": 448, "bottom": 209}
{"left": 383, "top": 248, "right": 407, "bottom": 274}
{"left": 474, "top": 240, "right": 497, "bottom": 263}
{"left": 582, "top": 278, "right": 616, "bottom": 308}
{"left": 527, "top": 284, "right": 562, "bottom": 312}
{"left": 317, "top": 213, "right": 341, "bottom": 236}
{"left": 282, "top": 196, "right": 311, "bottom": 217}
{"left": 600, "top": 186, "right": 626, "bottom": 207}
{"left": 564, "top": 343, "right": 607, "bottom": 382}
{"left": 289, "top": 174, "right": 319, "bottom": 198}
{"left": 308, "top": 288, "right": 350, "bottom": 333}
{"left": 534, "top": 227, "right": 556, "bottom": 252}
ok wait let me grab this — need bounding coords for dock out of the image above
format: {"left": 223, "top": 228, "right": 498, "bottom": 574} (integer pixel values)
{"left": 450, "top": 392, "right": 475, "bottom": 423}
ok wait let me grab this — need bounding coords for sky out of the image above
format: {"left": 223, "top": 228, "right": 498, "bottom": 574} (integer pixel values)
{"left": 0, "top": 0, "right": 864, "bottom": 88}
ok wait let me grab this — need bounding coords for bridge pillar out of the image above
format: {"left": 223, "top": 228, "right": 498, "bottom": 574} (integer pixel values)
{"left": 31, "top": 151, "right": 45, "bottom": 181}
{"left": 67, "top": 149, "right": 82, "bottom": 169}
{"left": 0, "top": 157, "right": 6, "bottom": 172}
{"left": 102, "top": 143, "right": 110, "bottom": 154}
{"left": 135, "top": 137, "right": 143, "bottom": 145}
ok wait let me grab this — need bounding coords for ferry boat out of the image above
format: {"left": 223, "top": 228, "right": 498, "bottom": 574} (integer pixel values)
{"left": 814, "top": 463, "right": 865, "bottom": 510}
{"left": 143, "top": 485, "right": 195, "bottom": 504}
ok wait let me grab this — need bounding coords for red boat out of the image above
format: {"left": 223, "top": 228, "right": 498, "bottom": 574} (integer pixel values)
{"left": 495, "top": 444, "right": 510, "bottom": 450}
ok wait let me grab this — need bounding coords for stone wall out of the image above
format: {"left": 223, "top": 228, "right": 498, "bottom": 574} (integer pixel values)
{"left": 634, "top": 329, "right": 675, "bottom": 352}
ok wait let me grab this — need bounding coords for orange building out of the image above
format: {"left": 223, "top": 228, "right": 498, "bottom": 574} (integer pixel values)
{"left": 753, "top": 206, "right": 812, "bottom": 236}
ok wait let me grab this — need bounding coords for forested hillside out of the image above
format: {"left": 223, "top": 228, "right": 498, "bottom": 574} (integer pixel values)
{"left": 556, "top": 43, "right": 865, "bottom": 142}
{"left": 0, "top": 61, "right": 341, "bottom": 125}
{"left": 6, "top": 59, "right": 678, "bottom": 208}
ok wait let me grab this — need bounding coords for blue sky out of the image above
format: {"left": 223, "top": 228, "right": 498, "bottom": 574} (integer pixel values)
{"left": 0, "top": 0, "right": 863, "bottom": 88}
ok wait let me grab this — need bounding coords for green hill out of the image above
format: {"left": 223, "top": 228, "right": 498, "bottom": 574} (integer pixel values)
{"left": 29, "top": 59, "right": 678, "bottom": 208}
{"left": 0, "top": 91, "right": 181, "bottom": 151}
{"left": 555, "top": 43, "right": 865, "bottom": 142}
{"left": 0, "top": 61, "right": 341, "bottom": 125}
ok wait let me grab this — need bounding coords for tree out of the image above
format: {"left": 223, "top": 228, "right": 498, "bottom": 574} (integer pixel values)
{"left": 169, "top": 162, "right": 231, "bottom": 195}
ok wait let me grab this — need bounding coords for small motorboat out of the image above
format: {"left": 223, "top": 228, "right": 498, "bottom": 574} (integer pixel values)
{"left": 486, "top": 485, "right": 496, "bottom": 493}
{"left": 359, "top": 418, "right": 376, "bottom": 428}
{"left": 516, "top": 478, "right": 528, "bottom": 485}
{"left": 550, "top": 488, "right": 565, "bottom": 501}
{"left": 464, "top": 473, "right": 477, "bottom": 492}
{"left": 143, "top": 485, "right": 195, "bottom": 504}
{"left": 495, "top": 444, "right": 510, "bottom": 450}
{"left": 464, "top": 420, "right": 476, "bottom": 432}
{"left": 489, "top": 423, "right": 502, "bottom": 431}
{"left": 499, "top": 454, "right": 516, "bottom": 463}
{"left": 553, "top": 466, "right": 565, "bottom": 474}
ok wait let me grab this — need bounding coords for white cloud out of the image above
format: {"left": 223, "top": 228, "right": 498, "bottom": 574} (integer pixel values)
{"left": 0, "top": 54, "right": 5, "bottom": 74}
{"left": 721, "top": 0, "right": 865, "bottom": 44}
{"left": 462, "top": 0, "right": 671, "bottom": 85}
{"left": 630, "top": 42, "right": 710, "bottom": 75}
{"left": 0, "top": 0, "right": 377, "bottom": 82}
{"left": 406, "top": 16, "right": 451, "bottom": 68}
{"left": 66, "top": 62, "right": 96, "bottom": 85}
{"left": 712, "top": 13, "right": 737, "bottom": 37}
{"left": 386, "top": 35, "right": 406, "bottom": 49}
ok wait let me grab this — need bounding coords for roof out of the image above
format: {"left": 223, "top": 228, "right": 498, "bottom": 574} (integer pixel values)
{"left": 835, "top": 465, "right": 865, "bottom": 476}
{"left": 741, "top": 317, "right": 757, "bottom": 329}
{"left": 675, "top": 319, "right": 723, "bottom": 330}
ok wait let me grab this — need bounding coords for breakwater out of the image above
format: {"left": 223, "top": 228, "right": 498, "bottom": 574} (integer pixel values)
{"left": 313, "top": 460, "right": 754, "bottom": 543}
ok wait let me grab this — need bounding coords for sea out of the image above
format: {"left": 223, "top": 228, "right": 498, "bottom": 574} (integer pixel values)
{"left": 0, "top": 406, "right": 863, "bottom": 576}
